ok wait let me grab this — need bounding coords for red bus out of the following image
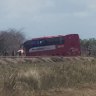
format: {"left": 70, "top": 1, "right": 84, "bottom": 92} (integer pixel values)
{"left": 23, "top": 34, "right": 81, "bottom": 56}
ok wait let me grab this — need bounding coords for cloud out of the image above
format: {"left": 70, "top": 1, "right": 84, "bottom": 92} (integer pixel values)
{"left": 0, "top": 0, "right": 54, "bottom": 19}
{"left": 87, "top": 0, "right": 96, "bottom": 12}
{"left": 1, "top": 0, "right": 96, "bottom": 19}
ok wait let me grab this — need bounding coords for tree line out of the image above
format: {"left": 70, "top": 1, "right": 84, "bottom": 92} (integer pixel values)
{"left": 81, "top": 38, "right": 96, "bottom": 56}
{"left": 0, "top": 29, "right": 25, "bottom": 56}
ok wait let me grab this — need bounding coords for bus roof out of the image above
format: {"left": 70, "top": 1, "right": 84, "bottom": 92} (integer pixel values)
{"left": 31, "top": 34, "right": 79, "bottom": 40}
{"left": 31, "top": 35, "right": 63, "bottom": 40}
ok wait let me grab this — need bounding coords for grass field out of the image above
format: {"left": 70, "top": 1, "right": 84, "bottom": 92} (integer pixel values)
{"left": 0, "top": 56, "right": 96, "bottom": 96}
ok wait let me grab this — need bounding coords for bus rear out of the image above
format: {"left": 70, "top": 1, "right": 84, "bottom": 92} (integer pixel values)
{"left": 63, "top": 34, "right": 81, "bottom": 56}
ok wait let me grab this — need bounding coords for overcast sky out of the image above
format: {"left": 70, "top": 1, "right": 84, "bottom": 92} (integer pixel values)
{"left": 0, "top": 0, "right": 96, "bottom": 39}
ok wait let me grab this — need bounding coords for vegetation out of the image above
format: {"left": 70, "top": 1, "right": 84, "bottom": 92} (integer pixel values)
{"left": 0, "top": 57, "right": 96, "bottom": 96}
{"left": 81, "top": 38, "right": 96, "bottom": 56}
{"left": 0, "top": 29, "right": 25, "bottom": 56}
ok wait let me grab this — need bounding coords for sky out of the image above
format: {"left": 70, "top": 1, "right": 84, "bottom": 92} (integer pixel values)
{"left": 0, "top": 0, "right": 96, "bottom": 39}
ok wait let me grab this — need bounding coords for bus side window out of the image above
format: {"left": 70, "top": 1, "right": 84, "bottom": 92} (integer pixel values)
{"left": 46, "top": 37, "right": 64, "bottom": 45}
{"left": 60, "top": 37, "right": 64, "bottom": 44}
{"left": 46, "top": 38, "right": 52, "bottom": 45}
{"left": 32, "top": 40, "right": 40, "bottom": 47}
{"left": 39, "top": 40, "right": 47, "bottom": 46}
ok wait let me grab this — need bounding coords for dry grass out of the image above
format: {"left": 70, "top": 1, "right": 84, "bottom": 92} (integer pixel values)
{"left": 0, "top": 56, "right": 96, "bottom": 96}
